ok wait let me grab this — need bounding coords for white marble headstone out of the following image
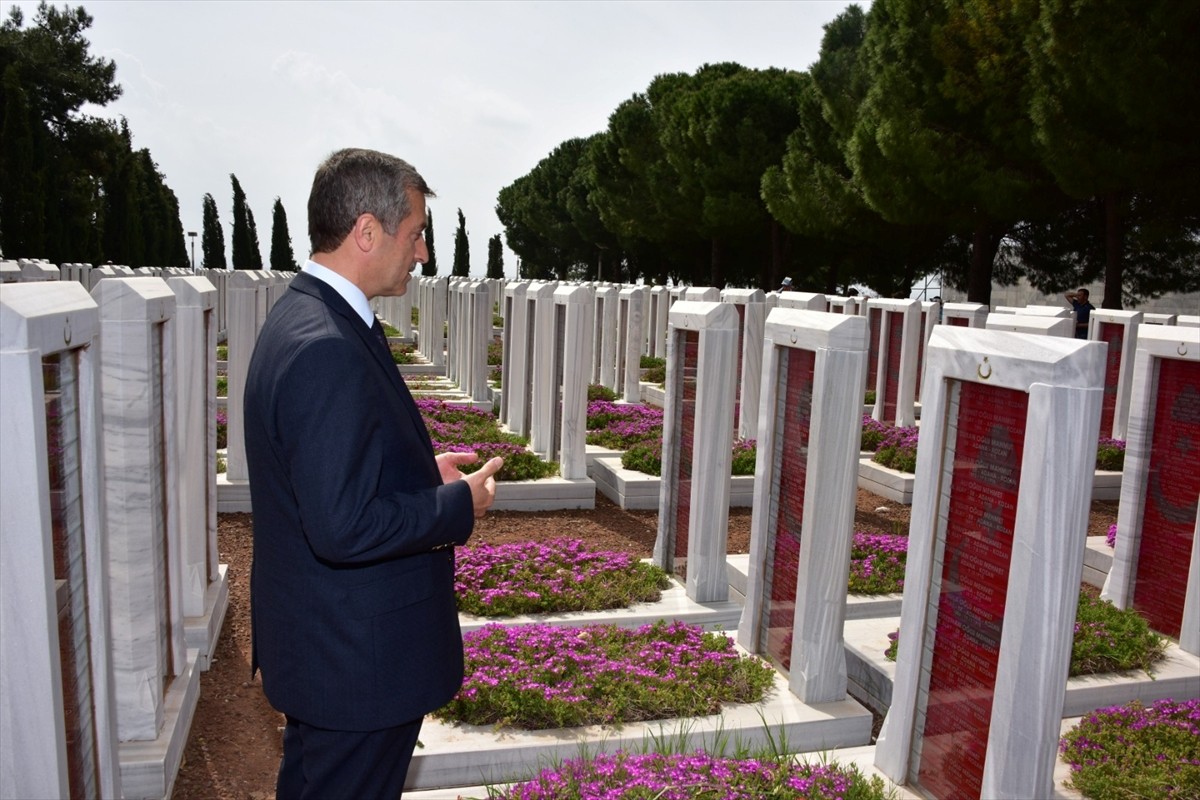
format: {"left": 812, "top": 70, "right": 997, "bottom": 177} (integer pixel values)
{"left": 653, "top": 301, "right": 738, "bottom": 604}
{"left": 1101, "top": 325, "right": 1200, "bottom": 656}
{"left": 737, "top": 307, "right": 868, "bottom": 703}
{"left": 875, "top": 327, "right": 1105, "bottom": 799}
{"left": 1, "top": 282, "right": 122, "bottom": 800}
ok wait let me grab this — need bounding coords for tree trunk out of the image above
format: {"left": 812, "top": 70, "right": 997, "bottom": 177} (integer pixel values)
{"left": 966, "top": 218, "right": 1003, "bottom": 307}
{"left": 710, "top": 237, "right": 726, "bottom": 289}
{"left": 1102, "top": 191, "right": 1124, "bottom": 309}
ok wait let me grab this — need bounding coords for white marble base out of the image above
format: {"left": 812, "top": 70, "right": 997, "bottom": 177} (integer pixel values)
{"left": 857, "top": 459, "right": 915, "bottom": 505}
{"left": 584, "top": 443, "right": 624, "bottom": 471}
{"left": 844, "top": 616, "right": 1200, "bottom": 720}
{"left": 589, "top": 455, "right": 754, "bottom": 510}
{"left": 726, "top": 555, "right": 902, "bottom": 621}
{"left": 1091, "top": 469, "right": 1122, "bottom": 501}
{"left": 118, "top": 652, "right": 201, "bottom": 800}
{"left": 1082, "top": 536, "right": 1114, "bottom": 589}
{"left": 404, "top": 646, "right": 873, "bottom": 791}
{"left": 857, "top": 461, "right": 1123, "bottom": 507}
{"left": 216, "top": 474, "right": 252, "bottom": 512}
{"left": 639, "top": 381, "right": 665, "bottom": 408}
{"left": 183, "top": 564, "right": 229, "bottom": 672}
{"left": 459, "top": 576, "right": 742, "bottom": 635}
{"left": 404, "top": 743, "right": 921, "bottom": 800}
{"left": 398, "top": 363, "right": 449, "bottom": 376}
{"left": 491, "top": 476, "right": 595, "bottom": 511}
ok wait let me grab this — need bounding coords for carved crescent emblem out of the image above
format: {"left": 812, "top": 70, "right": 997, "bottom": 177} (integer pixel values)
{"left": 63, "top": 319, "right": 72, "bottom": 346}
{"left": 977, "top": 357, "right": 992, "bottom": 380}
{"left": 1179, "top": 343, "right": 1189, "bottom": 357}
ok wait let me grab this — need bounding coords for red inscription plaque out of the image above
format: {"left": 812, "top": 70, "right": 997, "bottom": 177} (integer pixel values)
{"left": 761, "top": 347, "right": 816, "bottom": 670}
{"left": 1133, "top": 358, "right": 1200, "bottom": 639}
{"left": 672, "top": 330, "right": 700, "bottom": 583}
{"left": 915, "top": 381, "right": 1027, "bottom": 800}
{"left": 916, "top": 311, "right": 927, "bottom": 402}
{"left": 883, "top": 311, "right": 904, "bottom": 424}
{"left": 734, "top": 303, "right": 746, "bottom": 429}
{"left": 1097, "top": 322, "right": 1124, "bottom": 437}
{"left": 949, "top": 316, "right": 970, "bottom": 328}
{"left": 868, "top": 308, "right": 882, "bottom": 390}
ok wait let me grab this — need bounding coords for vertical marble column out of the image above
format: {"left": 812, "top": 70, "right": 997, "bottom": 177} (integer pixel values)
{"left": 1087, "top": 309, "right": 1143, "bottom": 439}
{"left": 875, "top": 327, "right": 1104, "bottom": 800}
{"left": 594, "top": 286, "right": 619, "bottom": 389}
{"left": 499, "top": 281, "right": 529, "bottom": 428}
{"left": 737, "top": 307, "right": 868, "bottom": 703}
{"left": 653, "top": 301, "right": 738, "bottom": 604}
{"left": 428, "top": 277, "right": 448, "bottom": 367}
{"left": 1101, "top": 325, "right": 1200, "bottom": 656}
{"left": 1, "top": 282, "right": 122, "bottom": 800}
{"left": 224, "top": 271, "right": 260, "bottom": 482}
{"left": 617, "top": 286, "right": 647, "bottom": 403}
{"left": 720, "top": 288, "right": 767, "bottom": 440}
{"left": 469, "top": 280, "right": 492, "bottom": 402}
{"left": 553, "top": 285, "right": 596, "bottom": 480}
{"left": 91, "top": 277, "right": 191, "bottom": 744}
{"left": 167, "top": 276, "right": 227, "bottom": 671}
{"left": 870, "top": 298, "right": 921, "bottom": 428}
{"left": 528, "top": 282, "right": 560, "bottom": 458}
{"left": 649, "top": 286, "right": 669, "bottom": 358}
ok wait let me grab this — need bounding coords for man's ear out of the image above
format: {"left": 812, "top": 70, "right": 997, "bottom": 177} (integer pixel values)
{"left": 351, "top": 213, "right": 377, "bottom": 253}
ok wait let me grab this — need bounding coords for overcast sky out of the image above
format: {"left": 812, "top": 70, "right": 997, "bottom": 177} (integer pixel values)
{"left": 16, "top": 0, "right": 863, "bottom": 275}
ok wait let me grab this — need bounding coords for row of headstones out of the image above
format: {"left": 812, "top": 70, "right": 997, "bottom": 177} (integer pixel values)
{"left": 648, "top": 297, "right": 1199, "bottom": 799}
{"left": 2, "top": 259, "right": 239, "bottom": 342}
{"left": 1, "top": 274, "right": 230, "bottom": 800}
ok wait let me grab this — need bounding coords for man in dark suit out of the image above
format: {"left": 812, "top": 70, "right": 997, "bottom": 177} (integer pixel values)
{"left": 244, "top": 148, "right": 503, "bottom": 798}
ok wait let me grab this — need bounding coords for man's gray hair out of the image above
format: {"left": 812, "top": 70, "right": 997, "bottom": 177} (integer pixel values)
{"left": 307, "top": 148, "right": 435, "bottom": 254}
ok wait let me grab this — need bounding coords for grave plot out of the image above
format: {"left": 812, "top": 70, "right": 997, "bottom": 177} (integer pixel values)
{"left": 874, "top": 326, "right": 1108, "bottom": 799}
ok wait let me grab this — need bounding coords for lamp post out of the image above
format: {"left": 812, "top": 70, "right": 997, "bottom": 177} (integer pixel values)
{"left": 188, "top": 231, "right": 198, "bottom": 271}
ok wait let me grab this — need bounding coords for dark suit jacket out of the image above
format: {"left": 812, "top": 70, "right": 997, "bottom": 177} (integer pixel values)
{"left": 244, "top": 271, "right": 474, "bottom": 731}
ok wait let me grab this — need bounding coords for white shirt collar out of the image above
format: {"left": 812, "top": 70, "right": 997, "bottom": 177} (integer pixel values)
{"left": 302, "top": 260, "right": 374, "bottom": 328}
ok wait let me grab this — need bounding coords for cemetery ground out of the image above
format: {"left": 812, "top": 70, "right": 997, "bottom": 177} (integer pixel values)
{"left": 172, "top": 491, "right": 1119, "bottom": 800}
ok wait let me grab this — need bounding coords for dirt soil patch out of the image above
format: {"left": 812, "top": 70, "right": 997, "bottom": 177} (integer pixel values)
{"left": 173, "top": 491, "right": 1118, "bottom": 799}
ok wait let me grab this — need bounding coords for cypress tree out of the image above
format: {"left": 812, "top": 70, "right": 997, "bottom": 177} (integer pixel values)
{"left": 422, "top": 208, "right": 438, "bottom": 275}
{"left": 201, "top": 192, "right": 227, "bottom": 270}
{"left": 270, "top": 197, "right": 299, "bottom": 271}
{"left": 486, "top": 233, "right": 505, "bottom": 279}
{"left": 245, "top": 204, "right": 263, "bottom": 268}
{"left": 452, "top": 208, "right": 470, "bottom": 276}
{"left": 230, "top": 173, "right": 257, "bottom": 268}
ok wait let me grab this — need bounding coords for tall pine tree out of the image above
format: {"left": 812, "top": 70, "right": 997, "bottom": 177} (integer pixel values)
{"left": 422, "top": 208, "right": 438, "bottom": 275}
{"left": 270, "top": 197, "right": 298, "bottom": 271}
{"left": 201, "top": 192, "right": 227, "bottom": 270}
{"left": 486, "top": 233, "right": 504, "bottom": 279}
{"left": 452, "top": 208, "right": 470, "bottom": 276}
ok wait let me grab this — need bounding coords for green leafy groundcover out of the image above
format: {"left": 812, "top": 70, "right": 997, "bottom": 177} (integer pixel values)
{"left": 454, "top": 538, "right": 670, "bottom": 617}
{"left": 435, "top": 621, "right": 776, "bottom": 730}
{"left": 1059, "top": 698, "right": 1200, "bottom": 800}
{"left": 484, "top": 750, "right": 893, "bottom": 800}
{"left": 884, "top": 589, "right": 1168, "bottom": 676}
{"left": 418, "top": 399, "right": 558, "bottom": 481}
